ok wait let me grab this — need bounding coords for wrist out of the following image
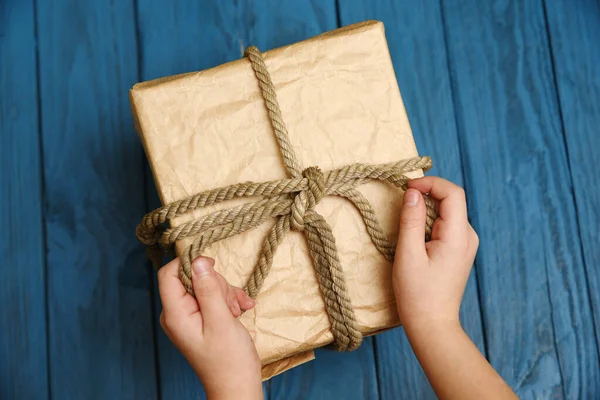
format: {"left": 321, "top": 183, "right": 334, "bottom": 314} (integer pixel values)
{"left": 203, "top": 377, "right": 263, "bottom": 400}
{"left": 205, "top": 385, "right": 263, "bottom": 400}
{"left": 403, "top": 317, "right": 463, "bottom": 341}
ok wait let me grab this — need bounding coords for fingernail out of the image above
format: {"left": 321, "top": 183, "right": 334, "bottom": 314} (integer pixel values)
{"left": 404, "top": 190, "right": 419, "bottom": 207}
{"left": 192, "top": 257, "right": 214, "bottom": 277}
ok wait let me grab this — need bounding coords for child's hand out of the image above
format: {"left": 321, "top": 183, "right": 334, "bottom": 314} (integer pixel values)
{"left": 393, "top": 176, "right": 479, "bottom": 331}
{"left": 393, "top": 177, "right": 517, "bottom": 399}
{"left": 158, "top": 257, "right": 263, "bottom": 399}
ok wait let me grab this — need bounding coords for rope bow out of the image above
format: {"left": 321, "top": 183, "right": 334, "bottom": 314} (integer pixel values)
{"left": 137, "top": 46, "right": 437, "bottom": 352}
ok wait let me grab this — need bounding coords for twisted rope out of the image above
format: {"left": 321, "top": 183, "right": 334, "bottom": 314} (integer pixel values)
{"left": 137, "top": 46, "right": 437, "bottom": 352}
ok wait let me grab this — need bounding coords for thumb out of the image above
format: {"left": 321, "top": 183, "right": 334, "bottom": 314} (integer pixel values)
{"left": 396, "top": 188, "right": 428, "bottom": 261}
{"left": 191, "top": 257, "right": 231, "bottom": 326}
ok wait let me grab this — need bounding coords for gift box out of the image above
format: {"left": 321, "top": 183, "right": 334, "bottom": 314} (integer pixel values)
{"left": 131, "top": 20, "right": 434, "bottom": 379}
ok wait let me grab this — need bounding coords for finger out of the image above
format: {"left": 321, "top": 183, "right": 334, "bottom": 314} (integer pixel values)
{"left": 227, "top": 286, "right": 242, "bottom": 318}
{"left": 396, "top": 188, "right": 428, "bottom": 264}
{"left": 467, "top": 224, "right": 480, "bottom": 256}
{"left": 216, "top": 272, "right": 236, "bottom": 315}
{"left": 408, "top": 177, "right": 468, "bottom": 225}
{"left": 216, "top": 271, "right": 249, "bottom": 317}
{"left": 234, "top": 287, "right": 256, "bottom": 312}
{"left": 191, "top": 257, "right": 233, "bottom": 327}
{"left": 227, "top": 287, "right": 256, "bottom": 318}
{"left": 159, "top": 311, "right": 167, "bottom": 333}
{"left": 158, "top": 258, "right": 193, "bottom": 318}
{"left": 159, "top": 311, "right": 175, "bottom": 338}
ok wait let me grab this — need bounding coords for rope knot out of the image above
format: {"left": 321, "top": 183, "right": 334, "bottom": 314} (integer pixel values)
{"left": 291, "top": 166, "right": 325, "bottom": 231}
{"left": 136, "top": 224, "right": 161, "bottom": 247}
{"left": 138, "top": 45, "right": 437, "bottom": 354}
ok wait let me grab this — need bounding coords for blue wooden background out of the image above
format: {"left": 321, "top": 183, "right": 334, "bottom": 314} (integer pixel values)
{"left": 2, "top": 0, "right": 599, "bottom": 399}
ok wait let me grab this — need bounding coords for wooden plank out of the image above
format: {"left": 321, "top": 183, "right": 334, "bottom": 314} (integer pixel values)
{"left": 441, "top": 0, "right": 600, "bottom": 397}
{"left": 0, "top": 2, "right": 49, "bottom": 399}
{"left": 544, "top": 0, "right": 600, "bottom": 367}
{"left": 338, "top": 1, "right": 486, "bottom": 398}
{"left": 270, "top": 339, "right": 378, "bottom": 400}
{"left": 136, "top": 1, "right": 243, "bottom": 398}
{"left": 246, "top": 2, "right": 379, "bottom": 399}
{"left": 36, "top": 1, "right": 158, "bottom": 398}
{"left": 136, "top": 1, "right": 379, "bottom": 398}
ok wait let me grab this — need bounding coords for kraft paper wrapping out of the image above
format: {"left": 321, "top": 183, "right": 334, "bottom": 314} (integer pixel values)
{"left": 130, "top": 20, "right": 424, "bottom": 379}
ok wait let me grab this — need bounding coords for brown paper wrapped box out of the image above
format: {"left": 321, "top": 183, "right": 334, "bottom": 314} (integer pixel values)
{"left": 130, "top": 20, "right": 428, "bottom": 379}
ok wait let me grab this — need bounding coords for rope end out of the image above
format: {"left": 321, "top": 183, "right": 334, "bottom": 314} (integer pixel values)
{"left": 145, "top": 246, "right": 164, "bottom": 270}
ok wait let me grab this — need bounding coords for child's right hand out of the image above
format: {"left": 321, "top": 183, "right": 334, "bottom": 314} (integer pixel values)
{"left": 393, "top": 176, "right": 479, "bottom": 332}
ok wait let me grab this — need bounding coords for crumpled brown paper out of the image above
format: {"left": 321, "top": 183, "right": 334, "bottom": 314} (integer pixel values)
{"left": 130, "top": 20, "right": 424, "bottom": 379}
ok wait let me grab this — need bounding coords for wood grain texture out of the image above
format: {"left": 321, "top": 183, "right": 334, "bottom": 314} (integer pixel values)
{"left": 36, "top": 0, "right": 158, "bottom": 398}
{"left": 136, "top": 1, "right": 380, "bottom": 398}
{"left": 136, "top": 1, "right": 245, "bottom": 398}
{"left": 441, "top": 0, "right": 600, "bottom": 397}
{"left": 244, "top": 2, "right": 379, "bottom": 399}
{"left": 544, "top": 0, "right": 600, "bottom": 362}
{"left": 7, "top": 1, "right": 595, "bottom": 399}
{"left": 270, "top": 338, "right": 378, "bottom": 400}
{"left": 0, "top": 2, "right": 49, "bottom": 399}
{"left": 338, "top": 1, "right": 486, "bottom": 398}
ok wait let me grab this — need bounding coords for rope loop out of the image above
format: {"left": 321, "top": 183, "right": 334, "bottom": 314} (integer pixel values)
{"left": 137, "top": 46, "right": 438, "bottom": 352}
{"left": 291, "top": 166, "right": 325, "bottom": 232}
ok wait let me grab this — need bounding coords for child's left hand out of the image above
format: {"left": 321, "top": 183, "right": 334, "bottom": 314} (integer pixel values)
{"left": 158, "top": 256, "right": 263, "bottom": 399}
